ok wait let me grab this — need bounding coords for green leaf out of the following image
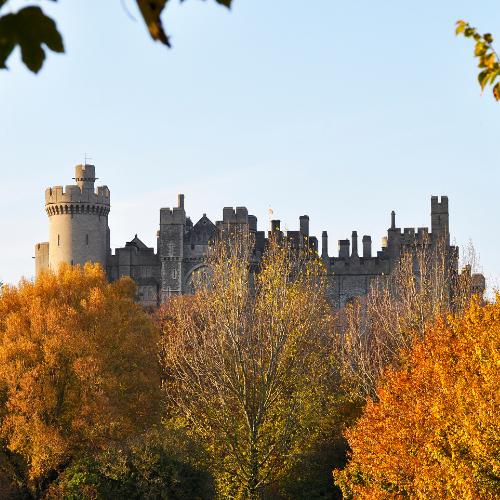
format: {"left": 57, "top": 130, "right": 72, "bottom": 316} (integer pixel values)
{"left": 214, "top": 0, "right": 232, "bottom": 7}
{"left": 488, "top": 69, "right": 500, "bottom": 85}
{"left": 478, "top": 69, "right": 490, "bottom": 89}
{"left": 464, "top": 28, "right": 475, "bottom": 38}
{"left": 0, "top": 14, "right": 16, "bottom": 69}
{"left": 484, "top": 33, "right": 493, "bottom": 44}
{"left": 475, "top": 43, "right": 488, "bottom": 57}
{"left": 0, "top": 6, "right": 64, "bottom": 73}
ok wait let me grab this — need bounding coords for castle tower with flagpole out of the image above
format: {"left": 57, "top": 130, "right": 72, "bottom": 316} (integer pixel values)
{"left": 35, "top": 164, "right": 110, "bottom": 278}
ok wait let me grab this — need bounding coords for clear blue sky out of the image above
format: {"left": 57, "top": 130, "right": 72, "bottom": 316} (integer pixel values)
{"left": 0, "top": 0, "right": 498, "bottom": 288}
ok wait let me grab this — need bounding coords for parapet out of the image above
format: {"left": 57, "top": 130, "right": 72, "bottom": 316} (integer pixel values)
{"left": 160, "top": 206, "right": 185, "bottom": 225}
{"left": 223, "top": 207, "right": 249, "bottom": 224}
{"left": 45, "top": 184, "right": 110, "bottom": 206}
{"left": 431, "top": 195, "right": 448, "bottom": 214}
{"left": 403, "top": 228, "right": 415, "bottom": 245}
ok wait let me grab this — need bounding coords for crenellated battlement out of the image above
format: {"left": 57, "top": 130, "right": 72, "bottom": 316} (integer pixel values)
{"left": 45, "top": 184, "right": 110, "bottom": 207}
{"left": 223, "top": 206, "right": 249, "bottom": 224}
{"left": 431, "top": 195, "right": 448, "bottom": 214}
{"left": 160, "top": 207, "right": 185, "bottom": 225}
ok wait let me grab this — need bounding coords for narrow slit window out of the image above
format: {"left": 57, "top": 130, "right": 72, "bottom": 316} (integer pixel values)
{"left": 58, "top": 235, "right": 60, "bottom": 246}
{"left": 86, "top": 234, "right": 89, "bottom": 245}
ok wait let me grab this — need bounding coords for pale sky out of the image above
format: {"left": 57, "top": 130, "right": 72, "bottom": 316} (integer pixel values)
{"left": 0, "top": 0, "right": 498, "bottom": 289}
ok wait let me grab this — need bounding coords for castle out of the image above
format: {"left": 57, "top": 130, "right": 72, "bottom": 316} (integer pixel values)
{"left": 35, "top": 164, "right": 481, "bottom": 307}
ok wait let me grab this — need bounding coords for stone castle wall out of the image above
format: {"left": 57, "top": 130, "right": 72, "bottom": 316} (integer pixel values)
{"left": 36, "top": 165, "right": 475, "bottom": 308}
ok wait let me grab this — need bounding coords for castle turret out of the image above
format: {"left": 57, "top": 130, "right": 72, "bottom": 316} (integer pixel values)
{"left": 431, "top": 195, "right": 449, "bottom": 246}
{"left": 159, "top": 194, "right": 186, "bottom": 297}
{"left": 322, "top": 231, "right": 328, "bottom": 257}
{"left": 351, "top": 231, "right": 359, "bottom": 258}
{"left": 362, "top": 235, "right": 372, "bottom": 258}
{"left": 35, "top": 164, "right": 110, "bottom": 278}
{"left": 299, "top": 215, "right": 309, "bottom": 249}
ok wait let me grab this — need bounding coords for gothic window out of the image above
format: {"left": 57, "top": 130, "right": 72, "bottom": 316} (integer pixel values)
{"left": 146, "top": 267, "right": 150, "bottom": 277}
{"left": 142, "top": 267, "right": 146, "bottom": 277}
{"left": 149, "top": 287, "right": 153, "bottom": 300}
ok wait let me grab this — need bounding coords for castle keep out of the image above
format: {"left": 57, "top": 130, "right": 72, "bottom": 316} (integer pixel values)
{"left": 35, "top": 164, "right": 474, "bottom": 307}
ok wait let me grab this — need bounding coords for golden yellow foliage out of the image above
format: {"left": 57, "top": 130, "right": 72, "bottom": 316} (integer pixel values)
{"left": 335, "top": 297, "right": 500, "bottom": 499}
{"left": 158, "top": 236, "right": 338, "bottom": 500}
{"left": 0, "top": 263, "right": 160, "bottom": 485}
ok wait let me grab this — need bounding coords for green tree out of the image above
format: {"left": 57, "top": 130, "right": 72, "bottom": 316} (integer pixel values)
{"left": 456, "top": 21, "right": 500, "bottom": 100}
{"left": 45, "top": 428, "right": 216, "bottom": 500}
{"left": 0, "top": 263, "right": 161, "bottom": 498}
{"left": 0, "top": 0, "right": 232, "bottom": 73}
{"left": 158, "top": 236, "right": 339, "bottom": 500}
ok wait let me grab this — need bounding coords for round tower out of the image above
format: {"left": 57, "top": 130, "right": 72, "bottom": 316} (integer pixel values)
{"left": 44, "top": 164, "right": 110, "bottom": 272}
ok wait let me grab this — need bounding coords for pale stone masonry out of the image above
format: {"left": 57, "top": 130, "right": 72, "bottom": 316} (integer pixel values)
{"left": 35, "top": 163, "right": 484, "bottom": 307}
{"left": 35, "top": 164, "right": 110, "bottom": 275}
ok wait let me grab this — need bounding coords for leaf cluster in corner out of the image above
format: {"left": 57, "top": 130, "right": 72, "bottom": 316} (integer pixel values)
{"left": 456, "top": 20, "right": 500, "bottom": 101}
{"left": 0, "top": 5, "right": 64, "bottom": 73}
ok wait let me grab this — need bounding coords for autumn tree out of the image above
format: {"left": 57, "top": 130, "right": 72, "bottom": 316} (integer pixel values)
{"left": 0, "top": 263, "right": 161, "bottom": 498}
{"left": 337, "top": 239, "right": 450, "bottom": 400}
{"left": 334, "top": 297, "right": 500, "bottom": 499}
{"left": 335, "top": 238, "right": 483, "bottom": 401}
{"left": 157, "top": 236, "right": 339, "bottom": 500}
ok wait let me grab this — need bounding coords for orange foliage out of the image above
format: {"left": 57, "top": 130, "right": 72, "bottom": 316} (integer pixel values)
{"left": 335, "top": 297, "right": 500, "bottom": 500}
{"left": 0, "top": 263, "right": 160, "bottom": 482}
